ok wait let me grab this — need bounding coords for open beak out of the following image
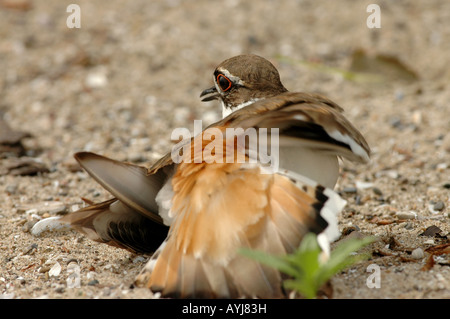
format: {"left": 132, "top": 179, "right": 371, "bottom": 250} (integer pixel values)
{"left": 200, "top": 86, "right": 220, "bottom": 102}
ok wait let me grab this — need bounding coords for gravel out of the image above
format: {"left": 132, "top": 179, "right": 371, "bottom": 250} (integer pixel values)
{"left": 0, "top": 0, "right": 449, "bottom": 299}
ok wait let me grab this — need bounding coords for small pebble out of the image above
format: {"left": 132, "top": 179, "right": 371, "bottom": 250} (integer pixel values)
{"left": 22, "top": 220, "right": 37, "bottom": 233}
{"left": 404, "top": 222, "right": 414, "bottom": 230}
{"left": 132, "top": 256, "right": 146, "bottom": 264}
{"left": 432, "top": 201, "right": 445, "bottom": 211}
{"left": 87, "top": 271, "right": 96, "bottom": 280}
{"left": 85, "top": 71, "right": 107, "bottom": 89}
{"left": 355, "top": 181, "right": 374, "bottom": 190}
{"left": 341, "top": 225, "right": 360, "bottom": 236}
{"left": 420, "top": 225, "right": 443, "bottom": 237}
{"left": 54, "top": 287, "right": 65, "bottom": 293}
{"left": 411, "top": 248, "right": 424, "bottom": 259}
{"left": 355, "top": 195, "right": 363, "bottom": 205}
{"left": 343, "top": 187, "right": 357, "bottom": 194}
{"left": 49, "top": 262, "right": 62, "bottom": 277}
{"left": 396, "top": 211, "right": 416, "bottom": 220}
{"left": 5, "top": 184, "right": 18, "bottom": 194}
{"left": 372, "top": 187, "right": 383, "bottom": 196}
{"left": 39, "top": 265, "right": 51, "bottom": 273}
{"left": 88, "top": 279, "right": 99, "bottom": 286}
{"left": 24, "top": 243, "right": 38, "bottom": 255}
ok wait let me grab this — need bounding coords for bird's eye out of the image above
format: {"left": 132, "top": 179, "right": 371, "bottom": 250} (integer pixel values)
{"left": 217, "top": 74, "right": 232, "bottom": 92}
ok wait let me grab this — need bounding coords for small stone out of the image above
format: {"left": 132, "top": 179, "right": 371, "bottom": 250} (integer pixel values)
{"left": 22, "top": 220, "right": 37, "bottom": 233}
{"left": 5, "top": 184, "right": 18, "bottom": 194}
{"left": 38, "top": 265, "right": 51, "bottom": 273}
{"left": 132, "top": 256, "right": 146, "bottom": 264}
{"left": 341, "top": 225, "right": 361, "bottom": 236}
{"left": 87, "top": 279, "right": 99, "bottom": 286}
{"left": 411, "top": 110, "right": 422, "bottom": 125}
{"left": 355, "top": 195, "right": 363, "bottom": 205}
{"left": 396, "top": 211, "right": 417, "bottom": 220}
{"left": 404, "top": 222, "right": 414, "bottom": 230}
{"left": 16, "top": 276, "right": 26, "bottom": 284}
{"left": 55, "top": 286, "right": 65, "bottom": 293}
{"left": 355, "top": 181, "right": 374, "bottom": 190}
{"left": 86, "top": 271, "right": 96, "bottom": 280}
{"left": 433, "top": 201, "right": 445, "bottom": 211}
{"left": 386, "top": 170, "right": 399, "bottom": 179}
{"left": 420, "top": 225, "right": 443, "bottom": 237}
{"left": 390, "top": 116, "right": 403, "bottom": 129}
{"left": 23, "top": 243, "right": 38, "bottom": 255}
{"left": 411, "top": 248, "right": 424, "bottom": 259}
{"left": 343, "top": 187, "right": 357, "bottom": 194}
{"left": 49, "top": 262, "right": 62, "bottom": 277}
{"left": 85, "top": 71, "right": 107, "bottom": 88}
{"left": 372, "top": 187, "right": 383, "bottom": 196}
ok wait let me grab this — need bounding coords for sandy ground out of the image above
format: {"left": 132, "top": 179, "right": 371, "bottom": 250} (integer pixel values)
{"left": 0, "top": 0, "right": 449, "bottom": 299}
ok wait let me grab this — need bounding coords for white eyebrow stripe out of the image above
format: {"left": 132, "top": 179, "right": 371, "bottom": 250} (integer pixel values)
{"left": 216, "top": 67, "right": 245, "bottom": 86}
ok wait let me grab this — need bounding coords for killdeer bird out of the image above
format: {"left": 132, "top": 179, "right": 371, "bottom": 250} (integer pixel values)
{"left": 32, "top": 54, "right": 370, "bottom": 298}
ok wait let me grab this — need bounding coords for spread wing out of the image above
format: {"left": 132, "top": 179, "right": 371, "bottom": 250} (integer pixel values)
{"left": 136, "top": 130, "right": 346, "bottom": 298}
{"left": 53, "top": 152, "right": 172, "bottom": 254}
{"left": 213, "top": 92, "right": 370, "bottom": 163}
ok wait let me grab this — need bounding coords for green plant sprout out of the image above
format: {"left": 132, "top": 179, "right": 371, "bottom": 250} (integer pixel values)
{"left": 240, "top": 233, "right": 375, "bottom": 299}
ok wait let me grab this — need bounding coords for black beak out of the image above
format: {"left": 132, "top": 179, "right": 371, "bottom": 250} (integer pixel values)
{"left": 200, "top": 86, "right": 219, "bottom": 102}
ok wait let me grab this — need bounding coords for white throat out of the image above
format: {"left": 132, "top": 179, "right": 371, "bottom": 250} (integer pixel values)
{"left": 221, "top": 98, "right": 262, "bottom": 118}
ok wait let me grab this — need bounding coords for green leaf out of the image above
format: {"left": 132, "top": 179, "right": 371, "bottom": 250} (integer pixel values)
{"left": 240, "top": 233, "right": 375, "bottom": 299}
{"left": 238, "top": 248, "right": 298, "bottom": 277}
{"left": 317, "top": 236, "right": 375, "bottom": 285}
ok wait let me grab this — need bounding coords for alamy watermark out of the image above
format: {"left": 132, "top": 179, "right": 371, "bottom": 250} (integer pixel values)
{"left": 366, "top": 264, "right": 381, "bottom": 289}
{"left": 367, "top": 4, "right": 381, "bottom": 28}
{"left": 66, "top": 4, "right": 380, "bottom": 30}
{"left": 66, "top": 4, "right": 81, "bottom": 28}
{"left": 66, "top": 262, "right": 81, "bottom": 288}
{"left": 170, "top": 120, "right": 280, "bottom": 174}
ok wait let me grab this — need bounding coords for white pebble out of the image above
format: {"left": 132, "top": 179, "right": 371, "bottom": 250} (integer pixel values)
{"left": 87, "top": 271, "right": 96, "bottom": 280}
{"left": 49, "top": 262, "right": 62, "bottom": 277}
{"left": 132, "top": 256, "right": 146, "bottom": 263}
{"left": 411, "top": 248, "right": 424, "bottom": 259}
{"left": 355, "top": 181, "right": 374, "bottom": 190}
{"left": 396, "top": 211, "right": 417, "bottom": 220}
{"left": 86, "top": 71, "right": 108, "bottom": 88}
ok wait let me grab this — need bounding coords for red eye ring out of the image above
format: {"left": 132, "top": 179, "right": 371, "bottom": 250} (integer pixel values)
{"left": 216, "top": 74, "right": 232, "bottom": 92}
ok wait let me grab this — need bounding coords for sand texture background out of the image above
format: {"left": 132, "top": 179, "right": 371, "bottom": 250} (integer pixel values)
{"left": 0, "top": 0, "right": 449, "bottom": 299}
